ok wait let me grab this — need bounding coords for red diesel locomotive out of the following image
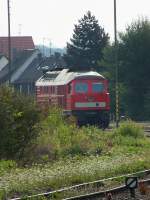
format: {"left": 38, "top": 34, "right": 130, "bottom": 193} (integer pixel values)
{"left": 36, "top": 68, "right": 110, "bottom": 128}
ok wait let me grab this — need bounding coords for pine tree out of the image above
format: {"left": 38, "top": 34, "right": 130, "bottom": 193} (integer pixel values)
{"left": 64, "top": 11, "right": 109, "bottom": 70}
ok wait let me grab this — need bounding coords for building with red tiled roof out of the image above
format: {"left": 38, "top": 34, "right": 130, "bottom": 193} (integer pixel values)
{"left": 0, "top": 36, "right": 35, "bottom": 60}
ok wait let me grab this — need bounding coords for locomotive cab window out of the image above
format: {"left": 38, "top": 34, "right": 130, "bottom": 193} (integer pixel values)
{"left": 75, "top": 82, "right": 88, "bottom": 93}
{"left": 92, "top": 83, "right": 104, "bottom": 93}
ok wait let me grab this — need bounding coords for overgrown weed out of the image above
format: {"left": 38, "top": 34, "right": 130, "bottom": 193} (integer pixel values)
{"left": 29, "top": 108, "right": 109, "bottom": 163}
{"left": 114, "top": 120, "right": 144, "bottom": 138}
{"left": 1, "top": 109, "right": 150, "bottom": 198}
{"left": 25, "top": 112, "right": 148, "bottom": 164}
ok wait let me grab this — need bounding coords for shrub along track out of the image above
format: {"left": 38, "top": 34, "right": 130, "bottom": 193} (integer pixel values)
{"left": 8, "top": 169, "right": 150, "bottom": 200}
{"left": 107, "top": 122, "right": 150, "bottom": 137}
{"left": 1, "top": 121, "right": 150, "bottom": 199}
{"left": 143, "top": 123, "right": 150, "bottom": 137}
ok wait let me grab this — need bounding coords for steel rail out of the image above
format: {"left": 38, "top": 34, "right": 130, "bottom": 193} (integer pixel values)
{"left": 63, "top": 178, "right": 150, "bottom": 200}
{"left": 9, "top": 169, "right": 150, "bottom": 200}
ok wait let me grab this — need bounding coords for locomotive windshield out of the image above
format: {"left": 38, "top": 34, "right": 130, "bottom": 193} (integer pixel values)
{"left": 92, "top": 83, "right": 104, "bottom": 92}
{"left": 75, "top": 82, "right": 88, "bottom": 93}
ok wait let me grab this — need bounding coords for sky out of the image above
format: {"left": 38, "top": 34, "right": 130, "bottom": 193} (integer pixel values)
{"left": 0, "top": 0, "right": 150, "bottom": 48}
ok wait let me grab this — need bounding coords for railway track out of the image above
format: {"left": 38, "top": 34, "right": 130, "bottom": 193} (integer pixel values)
{"left": 143, "top": 123, "right": 150, "bottom": 137}
{"left": 64, "top": 178, "right": 150, "bottom": 200}
{"left": 9, "top": 169, "right": 150, "bottom": 200}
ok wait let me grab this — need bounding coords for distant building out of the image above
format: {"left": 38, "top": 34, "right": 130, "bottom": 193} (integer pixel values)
{"left": 0, "top": 49, "right": 43, "bottom": 94}
{"left": 0, "top": 55, "right": 9, "bottom": 72}
{"left": 0, "top": 36, "right": 35, "bottom": 60}
{"left": 0, "top": 37, "right": 67, "bottom": 95}
{"left": 42, "top": 52, "right": 67, "bottom": 69}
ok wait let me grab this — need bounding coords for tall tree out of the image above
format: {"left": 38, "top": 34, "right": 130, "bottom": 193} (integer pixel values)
{"left": 101, "top": 45, "right": 127, "bottom": 118}
{"left": 64, "top": 11, "right": 109, "bottom": 70}
{"left": 102, "top": 18, "right": 150, "bottom": 120}
{"left": 119, "top": 18, "right": 150, "bottom": 120}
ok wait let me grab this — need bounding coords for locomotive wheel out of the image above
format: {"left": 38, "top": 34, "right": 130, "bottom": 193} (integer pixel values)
{"left": 77, "top": 120, "right": 86, "bottom": 127}
{"left": 99, "top": 113, "right": 110, "bottom": 130}
{"left": 101, "top": 120, "right": 109, "bottom": 130}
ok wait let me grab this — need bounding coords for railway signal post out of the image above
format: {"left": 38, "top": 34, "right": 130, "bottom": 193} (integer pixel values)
{"left": 7, "top": 0, "right": 11, "bottom": 85}
{"left": 125, "top": 177, "right": 138, "bottom": 198}
{"left": 114, "top": 0, "right": 119, "bottom": 128}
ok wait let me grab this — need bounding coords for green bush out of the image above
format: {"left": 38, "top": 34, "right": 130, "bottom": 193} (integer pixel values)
{"left": 29, "top": 108, "right": 106, "bottom": 162}
{"left": 0, "top": 160, "right": 17, "bottom": 175}
{"left": 0, "top": 189, "right": 6, "bottom": 200}
{"left": 115, "top": 120, "right": 144, "bottom": 138}
{"left": 0, "top": 86, "right": 42, "bottom": 160}
{"left": 15, "top": 107, "right": 145, "bottom": 163}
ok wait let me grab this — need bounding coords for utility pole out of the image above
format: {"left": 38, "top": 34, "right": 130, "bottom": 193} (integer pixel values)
{"left": 114, "top": 0, "right": 119, "bottom": 127}
{"left": 18, "top": 24, "right": 22, "bottom": 36}
{"left": 43, "top": 37, "right": 45, "bottom": 57}
{"left": 49, "top": 40, "right": 52, "bottom": 57}
{"left": 7, "top": 0, "right": 11, "bottom": 85}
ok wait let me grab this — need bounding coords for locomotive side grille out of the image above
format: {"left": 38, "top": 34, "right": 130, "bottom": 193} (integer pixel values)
{"left": 36, "top": 87, "right": 41, "bottom": 95}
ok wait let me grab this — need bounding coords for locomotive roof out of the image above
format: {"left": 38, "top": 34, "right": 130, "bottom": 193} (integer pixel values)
{"left": 36, "top": 68, "right": 105, "bottom": 86}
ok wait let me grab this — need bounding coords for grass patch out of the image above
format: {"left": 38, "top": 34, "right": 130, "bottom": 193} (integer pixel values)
{"left": 1, "top": 152, "right": 150, "bottom": 199}
{"left": 0, "top": 160, "right": 17, "bottom": 176}
{"left": 0, "top": 110, "right": 150, "bottom": 198}
{"left": 114, "top": 120, "right": 144, "bottom": 138}
{"left": 26, "top": 108, "right": 108, "bottom": 163}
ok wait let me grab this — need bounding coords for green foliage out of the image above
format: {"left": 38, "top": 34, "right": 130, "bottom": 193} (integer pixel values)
{"left": 0, "top": 190, "right": 6, "bottom": 200}
{"left": 0, "top": 116, "right": 150, "bottom": 198}
{"left": 27, "top": 109, "right": 146, "bottom": 165}
{"left": 101, "top": 45, "right": 127, "bottom": 116}
{"left": 0, "top": 85, "right": 41, "bottom": 160}
{"left": 1, "top": 150, "right": 150, "bottom": 199}
{"left": 0, "top": 160, "right": 17, "bottom": 175}
{"left": 102, "top": 18, "right": 150, "bottom": 120}
{"left": 64, "top": 11, "right": 109, "bottom": 70}
{"left": 30, "top": 108, "right": 106, "bottom": 163}
{"left": 143, "top": 89, "right": 150, "bottom": 119}
{"left": 115, "top": 120, "right": 144, "bottom": 138}
{"left": 118, "top": 18, "right": 150, "bottom": 119}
